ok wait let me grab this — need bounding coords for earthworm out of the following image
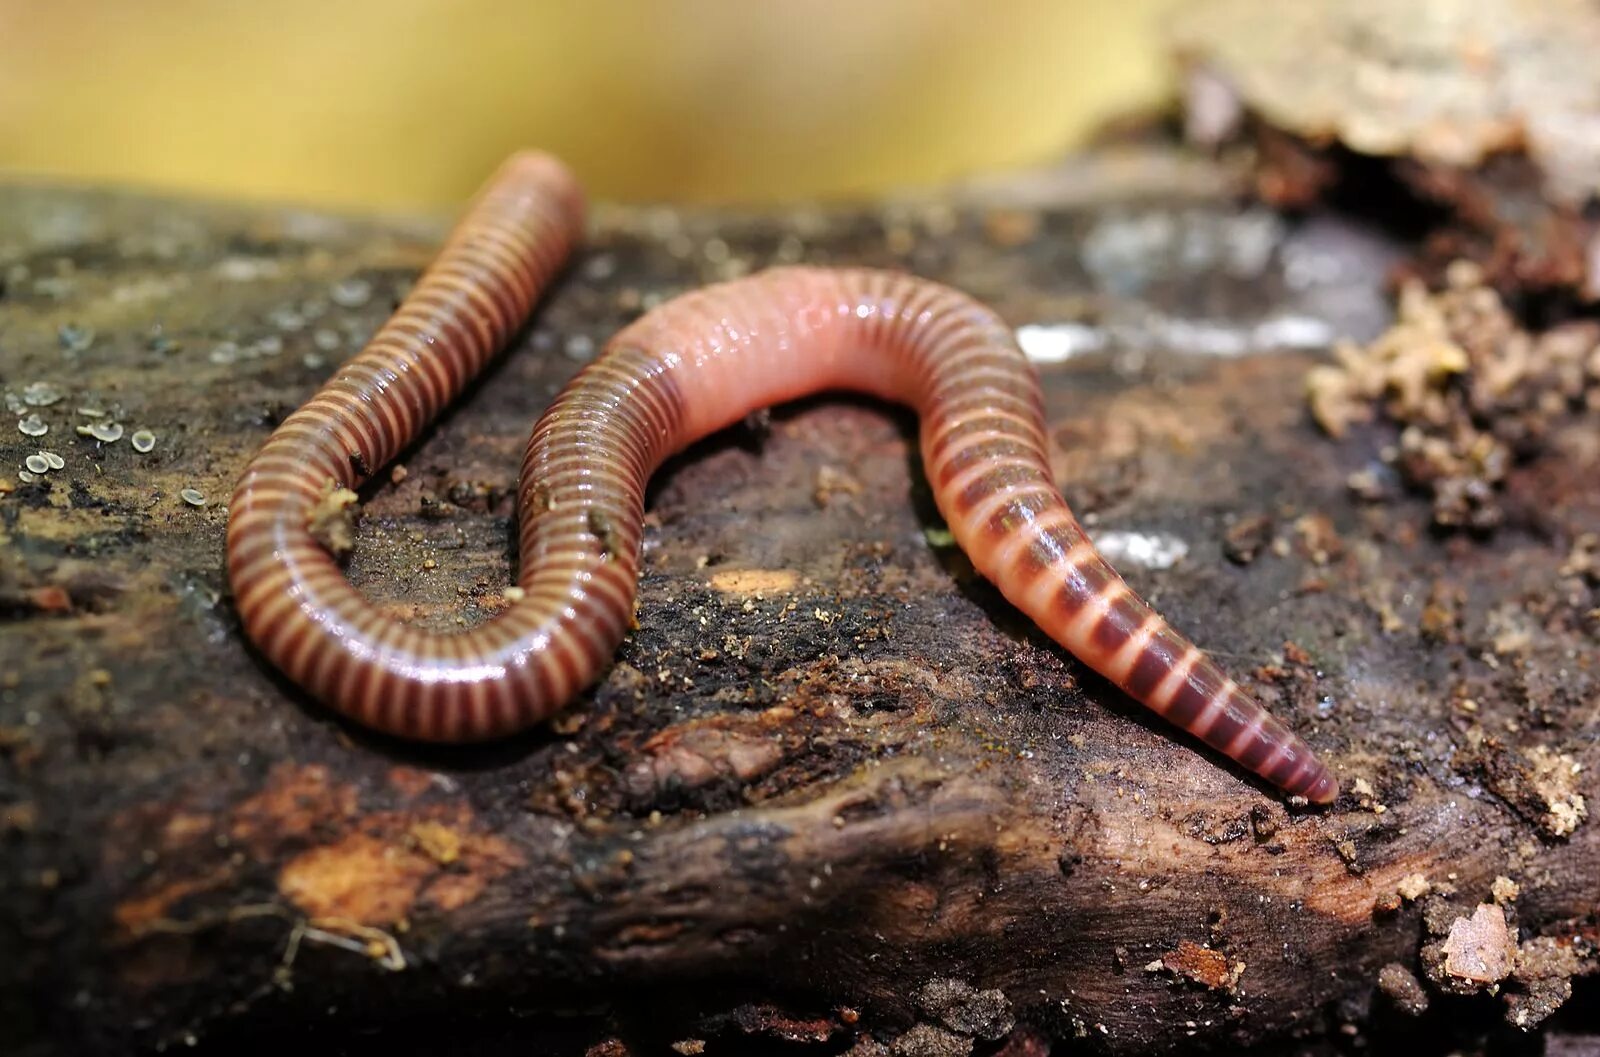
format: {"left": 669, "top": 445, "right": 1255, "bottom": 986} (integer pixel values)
{"left": 226, "top": 150, "right": 1338, "bottom": 803}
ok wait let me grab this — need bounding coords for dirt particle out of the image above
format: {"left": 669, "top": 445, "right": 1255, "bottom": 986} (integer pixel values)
{"left": 1505, "top": 934, "right": 1587, "bottom": 1028}
{"left": 1248, "top": 803, "right": 1279, "bottom": 842}
{"left": 1376, "top": 962, "right": 1430, "bottom": 1015}
{"left": 306, "top": 481, "right": 361, "bottom": 558}
{"left": 1439, "top": 903, "right": 1517, "bottom": 987}
{"left": 890, "top": 1024, "right": 971, "bottom": 1057}
{"left": 1223, "top": 513, "right": 1274, "bottom": 565}
{"left": 814, "top": 465, "right": 863, "bottom": 508}
{"left": 408, "top": 821, "right": 462, "bottom": 866}
{"left": 1293, "top": 513, "right": 1344, "bottom": 565}
{"left": 914, "top": 978, "right": 1013, "bottom": 1041}
{"left": 1476, "top": 742, "right": 1588, "bottom": 839}
{"left": 1398, "top": 873, "right": 1434, "bottom": 902}
{"left": 1151, "top": 939, "right": 1241, "bottom": 991}
{"left": 1310, "top": 265, "right": 1600, "bottom": 530}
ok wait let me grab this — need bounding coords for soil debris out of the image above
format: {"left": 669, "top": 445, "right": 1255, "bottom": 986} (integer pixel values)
{"left": 1147, "top": 939, "right": 1243, "bottom": 991}
{"left": 1472, "top": 738, "right": 1589, "bottom": 839}
{"left": 1435, "top": 903, "right": 1516, "bottom": 989}
{"left": 1307, "top": 262, "right": 1600, "bottom": 530}
{"left": 306, "top": 481, "right": 362, "bottom": 558}
{"left": 1376, "top": 963, "right": 1430, "bottom": 1016}
{"left": 914, "top": 979, "right": 1013, "bottom": 1042}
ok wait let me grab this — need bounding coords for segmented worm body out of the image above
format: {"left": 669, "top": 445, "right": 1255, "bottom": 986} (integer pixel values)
{"left": 227, "top": 151, "right": 1337, "bottom": 803}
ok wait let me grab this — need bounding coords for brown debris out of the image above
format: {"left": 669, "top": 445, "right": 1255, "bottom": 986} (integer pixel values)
{"left": 1308, "top": 262, "right": 1600, "bottom": 530}
{"left": 914, "top": 979, "right": 1014, "bottom": 1042}
{"left": 1376, "top": 872, "right": 1435, "bottom": 915}
{"left": 305, "top": 480, "right": 361, "bottom": 558}
{"left": 1396, "top": 874, "right": 1433, "bottom": 903}
{"left": 813, "top": 464, "right": 863, "bottom": 508}
{"left": 1418, "top": 580, "right": 1462, "bottom": 642}
{"left": 1559, "top": 533, "right": 1600, "bottom": 584}
{"left": 890, "top": 1024, "right": 971, "bottom": 1057}
{"left": 408, "top": 819, "right": 463, "bottom": 865}
{"left": 26, "top": 584, "right": 72, "bottom": 613}
{"left": 1222, "top": 513, "right": 1274, "bottom": 565}
{"left": 1438, "top": 904, "right": 1517, "bottom": 988}
{"left": 1505, "top": 933, "right": 1592, "bottom": 1029}
{"left": 623, "top": 707, "right": 797, "bottom": 800}
{"left": 1292, "top": 513, "right": 1344, "bottom": 565}
{"left": 1474, "top": 739, "right": 1589, "bottom": 839}
{"left": 1149, "top": 939, "right": 1242, "bottom": 991}
{"left": 1376, "top": 963, "right": 1430, "bottom": 1016}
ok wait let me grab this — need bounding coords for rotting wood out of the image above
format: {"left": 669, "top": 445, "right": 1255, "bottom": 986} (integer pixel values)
{"left": 0, "top": 146, "right": 1595, "bottom": 1056}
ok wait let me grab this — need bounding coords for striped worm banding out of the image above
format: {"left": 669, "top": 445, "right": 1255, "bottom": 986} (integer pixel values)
{"left": 227, "top": 150, "right": 1338, "bottom": 803}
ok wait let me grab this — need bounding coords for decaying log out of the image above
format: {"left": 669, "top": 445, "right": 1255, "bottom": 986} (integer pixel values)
{"left": 1, "top": 145, "right": 1595, "bottom": 1056}
{"left": 1172, "top": 0, "right": 1600, "bottom": 303}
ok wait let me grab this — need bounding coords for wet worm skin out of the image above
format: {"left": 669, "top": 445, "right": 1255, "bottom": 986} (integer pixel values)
{"left": 227, "top": 150, "right": 1338, "bottom": 804}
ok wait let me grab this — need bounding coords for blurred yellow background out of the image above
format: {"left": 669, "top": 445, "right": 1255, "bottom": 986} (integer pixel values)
{"left": 0, "top": 0, "right": 1182, "bottom": 212}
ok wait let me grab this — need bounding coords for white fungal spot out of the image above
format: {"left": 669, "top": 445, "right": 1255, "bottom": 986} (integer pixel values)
{"left": 180, "top": 488, "right": 207, "bottom": 507}
{"left": 24, "top": 455, "right": 49, "bottom": 474}
{"left": 1016, "top": 323, "right": 1108, "bottom": 364}
{"left": 18, "top": 414, "right": 47, "bottom": 437}
{"left": 86, "top": 422, "right": 124, "bottom": 443}
{"left": 1094, "top": 530, "right": 1191, "bottom": 571}
{"left": 40, "top": 451, "right": 64, "bottom": 470}
{"left": 131, "top": 430, "right": 156, "bottom": 453}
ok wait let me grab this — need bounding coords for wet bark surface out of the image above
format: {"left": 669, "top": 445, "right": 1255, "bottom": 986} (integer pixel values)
{"left": 0, "top": 147, "right": 1594, "bottom": 1056}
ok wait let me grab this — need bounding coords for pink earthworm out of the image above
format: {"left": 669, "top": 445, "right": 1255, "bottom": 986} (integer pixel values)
{"left": 226, "top": 151, "right": 1338, "bottom": 803}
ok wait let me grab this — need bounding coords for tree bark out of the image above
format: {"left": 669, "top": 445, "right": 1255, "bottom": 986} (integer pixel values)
{"left": 1, "top": 146, "right": 1594, "bottom": 1056}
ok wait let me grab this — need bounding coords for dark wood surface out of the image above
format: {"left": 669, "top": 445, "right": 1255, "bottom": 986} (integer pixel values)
{"left": 1, "top": 147, "right": 1594, "bottom": 1056}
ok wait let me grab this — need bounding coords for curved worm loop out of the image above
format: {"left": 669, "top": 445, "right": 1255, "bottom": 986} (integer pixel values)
{"left": 227, "top": 151, "right": 1338, "bottom": 803}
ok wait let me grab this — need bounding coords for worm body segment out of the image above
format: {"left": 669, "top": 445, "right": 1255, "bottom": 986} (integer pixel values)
{"left": 226, "top": 151, "right": 1338, "bottom": 803}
